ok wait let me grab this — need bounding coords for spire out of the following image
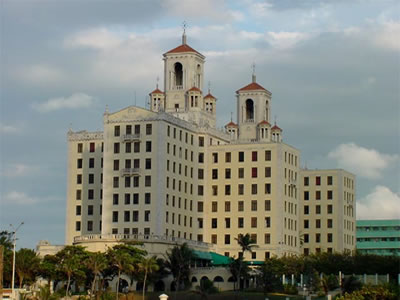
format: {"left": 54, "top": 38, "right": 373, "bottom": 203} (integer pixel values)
{"left": 208, "top": 81, "right": 211, "bottom": 94}
{"left": 252, "top": 62, "right": 256, "bottom": 83}
{"left": 156, "top": 76, "right": 160, "bottom": 89}
{"left": 182, "top": 21, "right": 187, "bottom": 45}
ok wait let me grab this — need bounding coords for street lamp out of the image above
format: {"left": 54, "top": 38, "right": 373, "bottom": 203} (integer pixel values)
{"left": 10, "top": 222, "right": 24, "bottom": 297}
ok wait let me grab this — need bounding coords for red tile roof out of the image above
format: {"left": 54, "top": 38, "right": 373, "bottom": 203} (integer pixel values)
{"left": 272, "top": 124, "right": 282, "bottom": 131}
{"left": 150, "top": 88, "right": 164, "bottom": 94}
{"left": 237, "top": 82, "right": 267, "bottom": 92}
{"left": 204, "top": 93, "right": 216, "bottom": 99}
{"left": 225, "top": 121, "right": 238, "bottom": 127}
{"left": 165, "top": 44, "right": 203, "bottom": 56}
{"left": 258, "top": 120, "right": 271, "bottom": 126}
{"left": 188, "top": 86, "right": 202, "bottom": 93}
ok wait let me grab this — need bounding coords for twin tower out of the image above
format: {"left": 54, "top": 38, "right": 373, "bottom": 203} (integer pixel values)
{"left": 149, "top": 32, "right": 282, "bottom": 143}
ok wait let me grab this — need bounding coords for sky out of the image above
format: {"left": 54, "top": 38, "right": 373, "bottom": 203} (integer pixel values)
{"left": 0, "top": 0, "right": 399, "bottom": 249}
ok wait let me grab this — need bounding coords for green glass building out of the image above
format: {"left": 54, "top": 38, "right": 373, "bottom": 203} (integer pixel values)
{"left": 356, "top": 219, "right": 400, "bottom": 256}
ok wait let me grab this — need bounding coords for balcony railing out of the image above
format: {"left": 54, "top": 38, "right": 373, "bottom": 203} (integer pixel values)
{"left": 123, "top": 134, "right": 141, "bottom": 142}
{"left": 122, "top": 168, "right": 141, "bottom": 176}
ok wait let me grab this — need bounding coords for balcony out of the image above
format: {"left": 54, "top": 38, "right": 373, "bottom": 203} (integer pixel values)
{"left": 122, "top": 168, "right": 140, "bottom": 176}
{"left": 122, "top": 134, "right": 141, "bottom": 142}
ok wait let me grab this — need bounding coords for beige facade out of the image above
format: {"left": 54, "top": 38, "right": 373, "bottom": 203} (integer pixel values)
{"left": 65, "top": 33, "right": 356, "bottom": 259}
{"left": 299, "top": 169, "right": 356, "bottom": 254}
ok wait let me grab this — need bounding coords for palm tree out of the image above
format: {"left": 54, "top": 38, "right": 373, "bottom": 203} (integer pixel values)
{"left": 107, "top": 247, "right": 134, "bottom": 300}
{"left": 85, "top": 251, "right": 108, "bottom": 298}
{"left": 234, "top": 233, "right": 257, "bottom": 290}
{"left": 138, "top": 256, "right": 159, "bottom": 300}
{"left": 15, "top": 248, "right": 40, "bottom": 288}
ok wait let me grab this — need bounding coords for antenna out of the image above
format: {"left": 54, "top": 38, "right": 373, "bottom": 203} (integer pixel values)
{"left": 208, "top": 81, "right": 211, "bottom": 93}
{"left": 182, "top": 21, "right": 187, "bottom": 44}
{"left": 274, "top": 115, "right": 277, "bottom": 125}
{"left": 252, "top": 62, "right": 256, "bottom": 83}
{"left": 230, "top": 112, "right": 233, "bottom": 122}
{"left": 156, "top": 76, "right": 160, "bottom": 89}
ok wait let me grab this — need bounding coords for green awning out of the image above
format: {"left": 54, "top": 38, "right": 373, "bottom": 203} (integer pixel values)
{"left": 210, "top": 252, "right": 232, "bottom": 265}
{"left": 193, "top": 250, "right": 212, "bottom": 260}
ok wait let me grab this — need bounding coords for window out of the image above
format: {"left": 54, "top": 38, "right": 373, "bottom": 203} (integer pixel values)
{"left": 146, "top": 124, "right": 152, "bottom": 135}
{"left": 112, "top": 211, "right": 118, "bottom": 222}
{"left": 316, "top": 233, "right": 321, "bottom": 243}
{"left": 125, "top": 143, "right": 131, "bottom": 153}
{"left": 145, "top": 211, "right": 150, "bottom": 222}
{"left": 316, "top": 219, "right": 321, "bottom": 228}
{"left": 77, "top": 174, "right": 82, "bottom": 184}
{"left": 238, "top": 151, "right": 244, "bottom": 162}
{"left": 198, "top": 185, "right": 204, "bottom": 196}
{"left": 211, "top": 234, "right": 217, "bottom": 244}
{"left": 198, "top": 153, "right": 204, "bottom": 163}
{"left": 225, "top": 234, "right": 230, "bottom": 244}
{"left": 265, "top": 183, "right": 271, "bottom": 194}
{"left": 265, "top": 167, "right": 271, "bottom": 177}
{"left": 265, "top": 150, "right": 271, "bottom": 161}
{"left": 251, "top": 200, "right": 257, "bottom": 211}
{"left": 225, "top": 218, "right": 231, "bottom": 228}
{"left": 252, "top": 151, "right": 258, "bottom": 161}
{"left": 89, "top": 158, "right": 94, "bottom": 168}
{"left": 123, "top": 211, "right": 130, "bottom": 222}
{"left": 304, "top": 220, "right": 309, "bottom": 229}
{"left": 133, "top": 193, "right": 139, "bottom": 204}
{"left": 113, "top": 194, "right": 119, "bottom": 205}
{"left": 211, "top": 218, "right": 218, "bottom": 228}
{"left": 145, "top": 193, "right": 151, "bottom": 204}
{"left": 113, "top": 176, "right": 119, "bottom": 188}
{"left": 145, "top": 176, "right": 151, "bottom": 187}
{"left": 212, "top": 185, "right": 218, "bottom": 196}
{"left": 238, "top": 217, "right": 244, "bottom": 228}
{"left": 238, "top": 201, "right": 244, "bottom": 212}
{"left": 304, "top": 191, "right": 309, "bottom": 200}
{"left": 304, "top": 205, "right": 309, "bottom": 215}
{"left": 134, "top": 124, "right": 140, "bottom": 134}
{"left": 327, "top": 233, "right": 333, "bottom": 243}
{"left": 124, "top": 194, "right": 130, "bottom": 204}
{"left": 124, "top": 177, "right": 130, "bottom": 188}
{"left": 327, "top": 190, "right": 333, "bottom": 200}
{"left": 77, "top": 159, "right": 82, "bottom": 169}
{"left": 145, "top": 158, "right": 151, "bottom": 170}
{"left": 316, "top": 191, "right": 321, "bottom": 200}
{"left": 132, "top": 211, "right": 139, "bottom": 222}
{"left": 212, "top": 201, "right": 218, "bottom": 212}
{"left": 114, "top": 125, "right": 120, "bottom": 137}
{"left": 134, "top": 142, "right": 140, "bottom": 153}
{"left": 113, "top": 160, "right": 119, "bottom": 171}
{"left": 198, "top": 169, "right": 204, "bottom": 179}
{"left": 212, "top": 152, "right": 218, "bottom": 163}
{"left": 212, "top": 169, "right": 218, "bottom": 179}
{"left": 133, "top": 176, "right": 139, "bottom": 187}
{"left": 225, "top": 168, "right": 231, "bottom": 179}
{"left": 199, "top": 137, "right": 204, "bottom": 147}
{"left": 304, "top": 234, "right": 309, "bottom": 243}
{"left": 327, "top": 219, "right": 333, "bottom": 228}
{"left": 76, "top": 205, "right": 81, "bottom": 216}
{"left": 251, "top": 168, "right": 258, "bottom": 178}
{"left": 327, "top": 205, "right": 333, "bottom": 214}
{"left": 88, "top": 174, "right": 94, "bottom": 184}
{"left": 75, "top": 221, "right": 81, "bottom": 231}
{"left": 146, "top": 141, "right": 152, "bottom": 152}
{"left": 225, "top": 201, "right": 231, "bottom": 212}
{"left": 88, "top": 189, "right": 94, "bottom": 200}
{"left": 114, "top": 143, "right": 120, "bottom": 154}
{"left": 126, "top": 125, "right": 132, "bottom": 135}
{"left": 76, "top": 190, "right": 81, "bottom": 200}
{"left": 265, "top": 217, "right": 271, "bottom": 228}
{"left": 238, "top": 168, "right": 244, "bottom": 178}
{"left": 316, "top": 176, "right": 321, "bottom": 185}
{"left": 87, "top": 221, "right": 93, "bottom": 232}
{"left": 251, "top": 217, "right": 257, "bottom": 228}
{"left": 238, "top": 184, "right": 244, "bottom": 195}
{"left": 252, "top": 184, "right": 257, "bottom": 195}
{"left": 327, "top": 176, "right": 333, "bottom": 185}
{"left": 197, "top": 235, "right": 203, "bottom": 242}
{"left": 197, "top": 202, "right": 204, "bottom": 212}
{"left": 225, "top": 185, "right": 231, "bottom": 195}
{"left": 225, "top": 152, "right": 231, "bottom": 162}
{"left": 77, "top": 143, "right": 83, "bottom": 153}
{"left": 265, "top": 200, "right": 271, "bottom": 211}
{"left": 316, "top": 205, "right": 321, "bottom": 214}
{"left": 304, "top": 177, "right": 309, "bottom": 186}
{"left": 90, "top": 142, "right": 95, "bottom": 153}
{"left": 264, "top": 233, "right": 271, "bottom": 244}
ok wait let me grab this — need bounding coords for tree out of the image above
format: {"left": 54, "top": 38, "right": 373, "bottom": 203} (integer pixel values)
{"left": 192, "top": 279, "right": 218, "bottom": 300}
{"left": 85, "top": 251, "right": 108, "bottom": 298}
{"left": 38, "top": 255, "right": 59, "bottom": 290}
{"left": 56, "top": 245, "right": 88, "bottom": 297}
{"left": 228, "top": 257, "right": 250, "bottom": 291}
{"left": 138, "top": 256, "right": 159, "bottom": 300}
{"left": 15, "top": 248, "right": 40, "bottom": 288}
{"left": 257, "top": 257, "right": 284, "bottom": 294}
{"left": 0, "top": 231, "right": 13, "bottom": 287}
{"left": 165, "top": 243, "right": 194, "bottom": 297}
{"left": 234, "top": 233, "right": 257, "bottom": 290}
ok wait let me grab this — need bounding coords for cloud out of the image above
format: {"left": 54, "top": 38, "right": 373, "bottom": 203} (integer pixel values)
{"left": 1, "top": 164, "right": 33, "bottom": 177}
{"left": 15, "top": 64, "right": 66, "bottom": 85}
{"left": 32, "top": 93, "right": 96, "bottom": 113}
{"left": 65, "top": 27, "right": 123, "bottom": 50}
{"left": 373, "top": 20, "right": 400, "bottom": 51}
{"left": 2, "top": 191, "right": 39, "bottom": 205}
{"left": 357, "top": 186, "right": 400, "bottom": 220}
{"left": 0, "top": 123, "right": 20, "bottom": 134}
{"left": 328, "top": 143, "right": 399, "bottom": 179}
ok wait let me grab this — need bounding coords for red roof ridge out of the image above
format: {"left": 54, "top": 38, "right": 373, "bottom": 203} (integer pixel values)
{"left": 225, "top": 121, "right": 238, "bottom": 127}
{"left": 164, "top": 44, "right": 203, "bottom": 57}
{"left": 150, "top": 88, "right": 164, "bottom": 94}
{"left": 188, "top": 86, "right": 202, "bottom": 93}
{"left": 237, "top": 82, "right": 267, "bottom": 92}
{"left": 204, "top": 93, "right": 216, "bottom": 99}
{"left": 258, "top": 120, "right": 271, "bottom": 126}
{"left": 272, "top": 124, "right": 282, "bottom": 131}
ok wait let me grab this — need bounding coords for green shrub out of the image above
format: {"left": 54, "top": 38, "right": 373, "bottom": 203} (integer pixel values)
{"left": 283, "top": 284, "right": 298, "bottom": 295}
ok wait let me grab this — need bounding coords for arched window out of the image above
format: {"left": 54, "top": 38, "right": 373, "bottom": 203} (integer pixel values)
{"left": 174, "top": 62, "right": 183, "bottom": 86}
{"left": 265, "top": 100, "right": 269, "bottom": 121}
{"left": 197, "top": 64, "right": 201, "bottom": 87}
{"left": 245, "top": 99, "right": 254, "bottom": 121}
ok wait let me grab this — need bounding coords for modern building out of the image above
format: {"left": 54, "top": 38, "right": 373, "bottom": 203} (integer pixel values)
{"left": 356, "top": 219, "right": 400, "bottom": 256}
{"left": 64, "top": 31, "right": 356, "bottom": 260}
{"left": 299, "top": 169, "right": 356, "bottom": 255}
